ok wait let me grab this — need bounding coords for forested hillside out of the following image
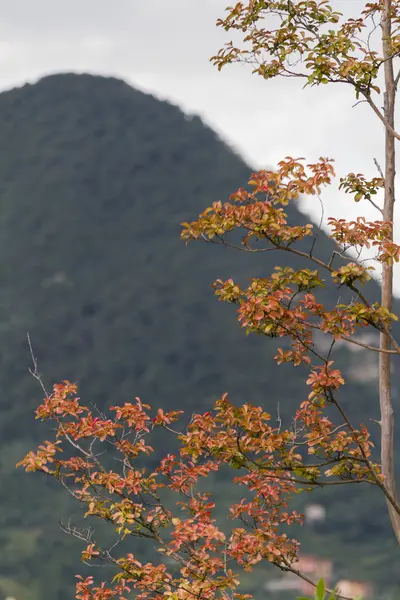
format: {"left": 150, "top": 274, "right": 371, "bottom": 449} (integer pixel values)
{"left": 0, "top": 73, "right": 398, "bottom": 599}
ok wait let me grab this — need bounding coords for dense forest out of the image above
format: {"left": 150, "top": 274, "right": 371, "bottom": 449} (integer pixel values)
{"left": 0, "top": 73, "right": 398, "bottom": 599}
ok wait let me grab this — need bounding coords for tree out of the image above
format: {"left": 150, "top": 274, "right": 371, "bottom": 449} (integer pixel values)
{"left": 17, "top": 1, "right": 400, "bottom": 598}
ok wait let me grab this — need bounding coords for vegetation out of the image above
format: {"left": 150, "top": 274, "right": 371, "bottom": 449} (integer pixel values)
{"left": 16, "top": 1, "right": 400, "bottom": 598}
{"left": 3, "top": 6, "right": 400, "bottom": 590}
{"left": 0, "top": 71, "right": 361, "bottom": 600}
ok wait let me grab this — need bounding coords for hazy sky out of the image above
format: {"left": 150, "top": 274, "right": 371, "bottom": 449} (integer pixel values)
{"left": 0, "top": 0, "right": 398, "bottom": 291}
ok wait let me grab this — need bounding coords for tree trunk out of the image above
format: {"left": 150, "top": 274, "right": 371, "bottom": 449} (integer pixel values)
{"left": 381, "top": 0, "right": 400, "bottom": 543}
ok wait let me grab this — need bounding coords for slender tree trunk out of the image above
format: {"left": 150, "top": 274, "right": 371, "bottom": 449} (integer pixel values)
{"left": 381, "top": 0, "right": 400, "bottom": 543}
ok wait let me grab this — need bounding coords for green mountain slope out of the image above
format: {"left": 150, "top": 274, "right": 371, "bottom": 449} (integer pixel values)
{"left": 0, "top": 73, "right": 398, "bottom": 599}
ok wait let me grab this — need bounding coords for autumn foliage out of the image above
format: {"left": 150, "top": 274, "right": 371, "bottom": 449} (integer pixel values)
{"left": 17, "top": 157, "right": 400, "bottom": 599}
{"left": 17, "top": 1, "right": 400, "bottom": 599}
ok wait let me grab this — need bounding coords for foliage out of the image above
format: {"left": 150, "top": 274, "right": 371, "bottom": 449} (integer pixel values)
{"left": 15, "top": 381, "right": 369, "bottom": 599}
{"left": 18, "top": 1, "right": 400, "bottom": 598}
{"left": 18, "top": 147, "right": 400, "bottom": 597}
{"left": 1, "top": 63, "right": 399, "bottom": 599}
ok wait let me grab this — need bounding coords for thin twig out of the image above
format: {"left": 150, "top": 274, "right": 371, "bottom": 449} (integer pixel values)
{"left": 27, "top": 332, "right": 49, "bottom": 397}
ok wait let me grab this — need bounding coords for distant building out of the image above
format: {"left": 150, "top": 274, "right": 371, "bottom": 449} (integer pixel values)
{"left": 294, "top": 555, "right": 333, "bottom": 596}
{"left": 265, "top": 554, "right": 333, "bottom": 596}
{"left": 293, "top": 555, "right": 333, "bottom": 581}
{"left": 304, "top": 503, "right": 326, "bottom": 525}
{"left": 264, "top": 578, "right": 301, "bottom": 592}
{"left": 336, "top": 580, "right": 373, "bottom": 599}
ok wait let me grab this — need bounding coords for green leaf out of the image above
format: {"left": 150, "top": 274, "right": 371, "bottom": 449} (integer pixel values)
{"left": 316, "top": 578, "right": 326, "bottom": 600}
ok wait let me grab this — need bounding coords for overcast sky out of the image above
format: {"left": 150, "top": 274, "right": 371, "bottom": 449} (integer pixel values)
{"left": 0, "top": 0, "right": 399, "bottom": 292}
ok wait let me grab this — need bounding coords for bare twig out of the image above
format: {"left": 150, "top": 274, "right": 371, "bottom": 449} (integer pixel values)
{"left": 27, "top": 332, "right": 49, "bottom": 397}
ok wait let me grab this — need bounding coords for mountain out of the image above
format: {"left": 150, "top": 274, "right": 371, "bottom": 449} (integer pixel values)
{"left": 0, "top": 73, "right": 398, "bottom": 599}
